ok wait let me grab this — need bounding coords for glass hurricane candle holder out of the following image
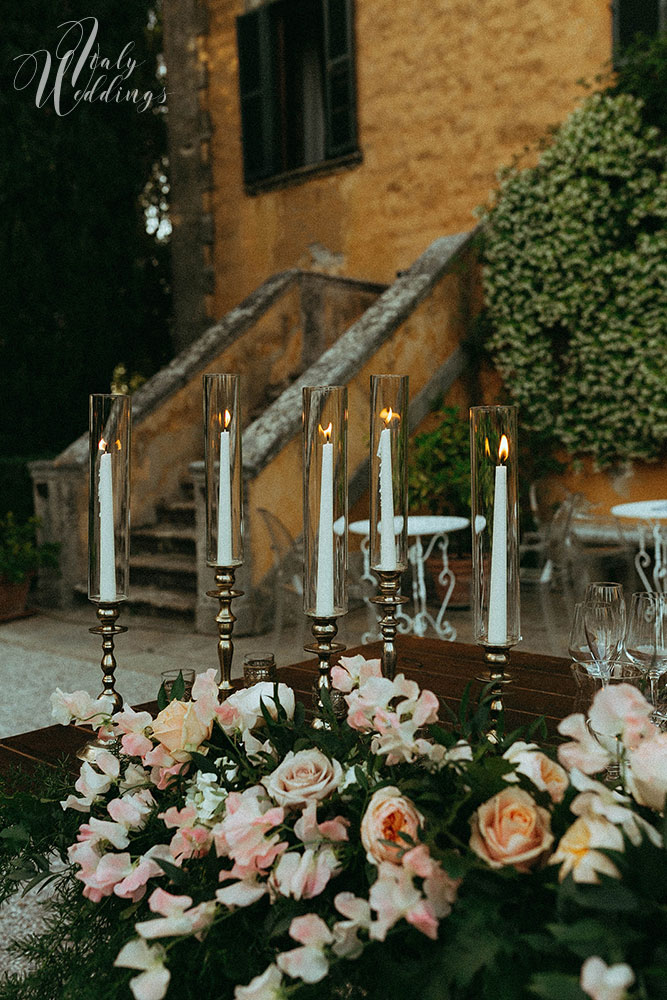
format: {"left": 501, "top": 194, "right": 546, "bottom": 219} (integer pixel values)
{"left": 303, "top": 386, "right": 348, "bottom": 726}
{"left": 470, "top": 405, "right": 520, "bottom": 648}
{"left": 203, "top": 373, "right": 244, "bottom": 568}
{"left": 369, "top": 374, "right": 409, "bottom": 574}
{"left": 302, "top": 386, "right": 348, "bottom": 619}
{"left": 88, "top": 394, "right": 131, "bottom": 604}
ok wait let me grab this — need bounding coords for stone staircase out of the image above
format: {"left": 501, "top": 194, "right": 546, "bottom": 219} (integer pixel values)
{"left": 128, "top": 481, "right": 198, "bottom": 620}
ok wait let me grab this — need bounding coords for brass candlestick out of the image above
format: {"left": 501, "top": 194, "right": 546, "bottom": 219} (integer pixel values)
{"left": 207, "top": 566, "right": 244, "bottom": 698}
{"left": 304, "top": 616, "right": 347, "bottom": 728}
{"left": 371, "top": 570, "right": 408, "bottom": 680}
{"left": 477, "top": 645, "right": 513, "bottom": 743}
{"left": 77, "top": 603, "right": 126, "bottom": 762}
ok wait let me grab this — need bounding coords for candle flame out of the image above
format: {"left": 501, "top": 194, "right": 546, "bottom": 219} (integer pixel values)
{"left": 98, "top": 438, "right": 108, "bottom": 453}
{"left": 319, "top": 422, "right": 332, "bottom": 442}
{"left": 380, "top": 407, "right": 399, "bottom": 425}
{"left": 498, "top": 435, "right": 509, "bottom": 463}
{"left": 224, "top": 409, "right": 232, "bottom": 429}
{"left": 115, "top": 439, "right": 121, "bottom": 451}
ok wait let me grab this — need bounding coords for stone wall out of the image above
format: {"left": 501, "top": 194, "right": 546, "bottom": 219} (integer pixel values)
{"left": 198, "top": 0, "right": 611, "bottom": 319}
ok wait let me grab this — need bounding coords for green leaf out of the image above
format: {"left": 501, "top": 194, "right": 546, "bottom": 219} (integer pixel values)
{"left": 528, "top": 972, "right": 585, "bottom": 1000}
{"left": 0, "top": 824, "right": 29, "bottom": 846}
{"left": 189, "top": 751, "right": 219, "bottom": 775}
{"left": 170, "top": 671, "right": 186, "bottom": 702}
{"left": 157, "top": 682, "right": 168, "bottom": 712}
{"left": 154, "top": 857, "right": 190, "bottom": 887}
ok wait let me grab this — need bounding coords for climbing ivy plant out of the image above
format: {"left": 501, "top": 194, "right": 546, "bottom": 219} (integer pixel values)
{"left": 478, "top": 91, "right": 667, "bottom": 468}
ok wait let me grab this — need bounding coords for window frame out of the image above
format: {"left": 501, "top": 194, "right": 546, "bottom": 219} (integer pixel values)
{"left": 236, "top": 0, "right": 361, "bottom": 193}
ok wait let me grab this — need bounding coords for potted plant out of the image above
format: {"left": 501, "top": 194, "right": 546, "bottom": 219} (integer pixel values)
{"left": 408, "top": 405, "right": 472, "bottom": 607}
{"left": 0, "top": 512, "right": 59, "bottom": 622}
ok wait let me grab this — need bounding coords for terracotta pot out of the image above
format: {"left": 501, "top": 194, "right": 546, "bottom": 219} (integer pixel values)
{"left": 0, "top": 577, "right": 32, "bottom": 622}
{"left": 425, "top": 554, "right": 472, "bottom": 610}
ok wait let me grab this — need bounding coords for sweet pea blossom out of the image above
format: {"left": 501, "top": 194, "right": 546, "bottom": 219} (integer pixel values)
{"left": 213, "top": 785, "right": 287, "bottom": 876}
{"left": 112, "top": 706, "right": 154, "bottom": 758}
{"left": 114, "top": 938, "right": 170, "bottom": 1000}
{"left": 503, "top": 741, "right": 568, "bottom": 803}
{"left": 276, "top": 913, "right": 333, "bottom": 984}
{"left": 216, "top": 683, "right": 295, "bottom": 738}
{"left": 271, "top": 845, "right": 340, "bottom": 899}
{"left": 626, "top": 730, "right": 667, "bottom": 814}
{"left": 557, "top": 713, "right": 613, "bottom": 775}
{"left": 580, "top": 956, "right": 635, "bottom": 1000}
{"left": 216, "top": 875, "right": 268, "bottom": 909}
{"left": 569, "top": 770, "right": 661, "bottom": 848}
{"left": 234, "top": 963, "right": 283, "bottom": 1000}
{"left": 332, "top": 892, "right": 372, "bottom": 959}
{"left": 160, "top": 805, "right": 213, "bottom": 862}
{"left": 368, "top": 860, "right": 444, "bottom": 941}
{"left": 135, "top": 888, "right": 217, "bottom": 940}
{"left": 550, "top": 813, "right": 623, "bottom": 883}
{"left": 294, "top": 801, "right": 349, "bottom": 845}
{"left": 331, "top": 654, "right": 382, "bottom": 692}
{"left": 51, "top": 688, "right": 114, "bottom": 728}
{"left": 587, "top": 683, "right": 654, "bottom": 750}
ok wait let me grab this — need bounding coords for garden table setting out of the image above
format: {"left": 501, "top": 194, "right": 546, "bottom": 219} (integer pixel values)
{"left": 1, "top": 379, "right": 666, "bottom": 1000}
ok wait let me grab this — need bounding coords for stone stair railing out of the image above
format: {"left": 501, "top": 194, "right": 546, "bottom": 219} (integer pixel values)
{"left": 191, "top": 230, "right": 482, "bottom": 634}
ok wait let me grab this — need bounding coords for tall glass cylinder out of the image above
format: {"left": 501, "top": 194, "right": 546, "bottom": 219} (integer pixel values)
{"left": 470, "top": 405, "right": 520, "bottom": 647}
{"left": 303, "top": 386, "right": 348, "bottom": 618}
{"left": 369, "top": 374, "right": 409, "bottom": 572}
{"left": 204, "top": 374, "right": 243, "bottom": 567}
{"left": 88, "top": 394, "right": 131, "bottom": 603}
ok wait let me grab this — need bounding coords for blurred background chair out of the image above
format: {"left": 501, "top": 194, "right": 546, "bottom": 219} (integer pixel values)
{"left": 256, "top": 508, "right": 304, "bottom": 645}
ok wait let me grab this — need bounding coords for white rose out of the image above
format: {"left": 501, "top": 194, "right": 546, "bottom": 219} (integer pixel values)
{"left": 262, "top": 749, "right": 343, "bottom": 809}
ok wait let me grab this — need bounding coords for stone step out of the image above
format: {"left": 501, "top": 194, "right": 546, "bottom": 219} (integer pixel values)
{"left": 131, "top": 524, "right": 197, "bottom": 557}
{"left": 130, "top": 552, "right": 197, "bottom": 592}
{"left": 155, "top": 499, "right": 196, "bottom": 527}
{"left": 127, "top": 583, "right": 196, "bottom": 620}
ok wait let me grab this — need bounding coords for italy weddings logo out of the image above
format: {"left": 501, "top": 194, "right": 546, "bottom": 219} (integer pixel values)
{"left": 13, "top": 16, "right": 166, "bottom": 115}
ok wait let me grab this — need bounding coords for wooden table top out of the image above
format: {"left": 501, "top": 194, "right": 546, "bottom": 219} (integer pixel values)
{"left": 0, "top": 637, "right": 575, "bottom": 778}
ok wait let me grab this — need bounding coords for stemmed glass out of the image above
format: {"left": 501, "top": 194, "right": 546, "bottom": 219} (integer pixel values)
{"left": 581, "top": 582, "right": 626, "bottom": 684}
{"left": 568, "top": 602, "right": 598, "bottom": 676}
{"left": 583, "top": 602, "right": 625, "bottom": 684}
{"left": 624, "top": 591, "right": 667, "bottom": 708}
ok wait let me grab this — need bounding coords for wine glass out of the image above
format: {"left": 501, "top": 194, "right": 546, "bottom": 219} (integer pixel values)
{"left": 624, "top": 591, "right": 667, "bottom": 707}
{"left": 568, "top": 602, "right": 599, "bottom": 676}
{"left": 584, "top": 583, "right": 626, "bottom": 650}
{"left": 583, "top": 600, "right": 625, "bottom": 684}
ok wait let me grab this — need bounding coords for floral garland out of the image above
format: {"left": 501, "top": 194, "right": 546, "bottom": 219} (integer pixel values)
{"left": 6, "top": 659, "right": 667, "bottom": 1000}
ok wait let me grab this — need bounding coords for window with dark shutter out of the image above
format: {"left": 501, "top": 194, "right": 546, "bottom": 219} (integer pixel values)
{"left": 236, "top": 0, "right": 359, "bottom": 190}
{"left": 612, "top": 0, "right": 664, "bottom": 62}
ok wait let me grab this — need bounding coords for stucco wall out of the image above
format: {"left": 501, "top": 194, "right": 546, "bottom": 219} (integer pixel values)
{"left": 202, "top": 0, "right": 611, "bottom": 317}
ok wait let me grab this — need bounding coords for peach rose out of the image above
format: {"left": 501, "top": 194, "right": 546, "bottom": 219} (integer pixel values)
{"left": 360, "top": 786, "right": 423, "bottom": 865}
{"left": 470, "top": 787, "right": 554, "bottom": 872}
{"left": 503, "top": 742, "right": 569, "bottom": 803}
{"left": 262, "top": 749, "right": 343, "bottom": 809}
{"left": 151, "top": 700, "right": 212, "bottom": 756}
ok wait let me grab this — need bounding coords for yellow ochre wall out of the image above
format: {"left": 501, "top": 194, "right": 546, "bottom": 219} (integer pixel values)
{"left": 202, "top": 0, "right": 611, "bottom": 318}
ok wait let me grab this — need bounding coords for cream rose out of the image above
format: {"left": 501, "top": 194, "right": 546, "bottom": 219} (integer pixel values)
{"left": 503, "top": 742, "right": 569, "bottom": 803}
{"left": 360, "top": 786, "right": 423, "bottom": 865}
{"left": 151, "top": 700, "right": 212, "bottom": 756}
{"left": 262, "top": 749, "right": 343, "bottom": 809}
{"left": 470, "top": 787, "right": 554, "bottom": 872}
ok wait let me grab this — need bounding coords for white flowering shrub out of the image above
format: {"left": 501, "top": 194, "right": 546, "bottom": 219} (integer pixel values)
{"left": 480, "top": 93, "right": 667, "bottom": 467}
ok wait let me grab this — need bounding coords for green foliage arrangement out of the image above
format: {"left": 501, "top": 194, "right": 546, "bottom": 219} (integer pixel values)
{"left": 0, "top": 512, "right": 59, "bottom": 583}
{"left": 479, "top": 91, "right": 667, "bottom": 468}
{"left": 408, "top": 406, "right": 471, "bottom": 520}
{"left": 1, "top": 662, "right": 666, "bottom": 1000}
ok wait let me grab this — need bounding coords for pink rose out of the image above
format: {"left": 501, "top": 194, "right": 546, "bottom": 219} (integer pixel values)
{"left": 360, "top": 786, "right": 423, "bottom": 864}
{"left": 470, "top": 787, "right": 554, "bottom": 872}
{"left": 262, "top": 749, "right": 343, "bottom": 809}
{"left": 151, "top": 700, "right": 212, "bottom": 756}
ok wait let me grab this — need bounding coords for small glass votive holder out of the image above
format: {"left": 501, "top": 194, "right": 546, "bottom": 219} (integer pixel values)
{"left": 243, "top": 652, "right": 278, "bottom": 687}
{"left": 160, "top": 668, "right": 196, "bottom": 701}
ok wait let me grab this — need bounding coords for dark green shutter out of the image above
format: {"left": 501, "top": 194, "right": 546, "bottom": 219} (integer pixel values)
{"left": 322, "top": 0, "right": 357, "bottom": 159}
{"left": 236, "top": 8, "right": 276, "bottom": 183}
{"left": 613, "top": 0, "right": 661, "bottom": 58}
